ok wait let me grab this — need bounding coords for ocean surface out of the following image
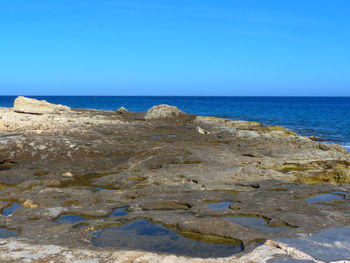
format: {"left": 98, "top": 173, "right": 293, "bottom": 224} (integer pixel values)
{"left": 1, "top": 96, "right": 349, "bottom": 151}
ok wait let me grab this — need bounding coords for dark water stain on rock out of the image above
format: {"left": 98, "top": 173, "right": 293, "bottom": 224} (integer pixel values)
{"left": 0, "top": 227, "right": 18, "bottom": 238}
{"left": 34, "top": 171, "right": 50, "bottom": 177}
{"left": 207, "top": 201, "right": 232, "bottom": 210}
{"left": 151, "top": 135, "right": 177, "bottom": 139}
{"left": 209, "top": 190, "right": 242, "bottom": 195}
{"left": 2, "top": 202, "right": 22, "bottom": 216}
{"left": 91, "top": 219, "right": 244, "bottom": 258}
{"left": 226, "top": 215, "right": 294, "bottom": 233}
{"left": 304, "top": 192, "right": 346, "bottom": 203}
{"left": 268, "top": 188, "right": 288, "bottom": 192}
{"left": 62, "top": 200, "right": 80, "bottom": 206}
{"left": 59, "top": 172, "right": 113, "bottom": 188}
{"left": 110, "top": 207, "right": 128, "bottom": 217}
{"left": 0, "top": 161, "right": 17, "bottom": 172}
{"left": 55, "top": 214, "right": 87, "bottom": 224}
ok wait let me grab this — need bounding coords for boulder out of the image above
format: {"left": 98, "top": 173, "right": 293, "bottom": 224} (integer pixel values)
{"left": 13, "top": 96, "right": 71, "bottom": 114}
{"left": 197, "top": 126, "right": 210, "bottom": 135}
{"left": 115, "top": 107, "right": 128, "bottom": 114}
{"left": 145, "top": 104, "right": 196, "bottom": 123}
{"left": 62, "top": 172, "right": 74, "bottom": 177}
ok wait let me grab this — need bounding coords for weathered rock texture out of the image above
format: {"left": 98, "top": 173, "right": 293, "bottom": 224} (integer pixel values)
{"left": 13, "top": 96, "right": 71, "bottom": 114}
{"left": 0, "top": 101, "right": 349, "bottom": 262}
{"left": 145, "top": 104, "right": 196, "bottom": 123}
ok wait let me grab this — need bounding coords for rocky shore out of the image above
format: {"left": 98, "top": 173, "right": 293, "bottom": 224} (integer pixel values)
{"left": 0, "top": 97, "right": 349, "bottom": 262}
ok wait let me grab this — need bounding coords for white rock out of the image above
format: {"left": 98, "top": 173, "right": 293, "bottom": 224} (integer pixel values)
{"left": 62, "top": 172, "right": 74, "bottom": 177}
{"left": 197, "top": 126, "right": 210, "bottom": 135}
{"left": 116, "top": 107, "right": 128, "bottom": 114}
{"left": 14, "top": 96, "right": 71, "bottom": 114}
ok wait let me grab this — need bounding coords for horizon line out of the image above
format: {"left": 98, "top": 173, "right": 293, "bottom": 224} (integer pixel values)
{"left": 1, "top": 95, "right": 350, "bottom": 98}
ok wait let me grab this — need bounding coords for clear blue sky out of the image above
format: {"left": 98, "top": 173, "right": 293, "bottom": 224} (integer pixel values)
{"left": 1, "top": 0, "right": 349, "bottom": 96}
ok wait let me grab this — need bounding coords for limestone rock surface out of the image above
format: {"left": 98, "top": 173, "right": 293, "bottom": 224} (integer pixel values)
{"left": 0, "top": 101, "right": 349, "bottom": 263}
{"left": 13, "top": 96, "right": 71, "bottom": 114}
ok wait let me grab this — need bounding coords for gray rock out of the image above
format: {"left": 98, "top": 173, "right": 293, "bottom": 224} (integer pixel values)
{"left": 39, "top": 207, "right": 68, "bottom": 218}
{"left": 268, "top": 257, "right": 315, "bottom": 263}
{"left": 145, "top": 104, "right": 196, "bottom": 123}
{"left": 13, "top": 96, "right": 71, "bottom": 114}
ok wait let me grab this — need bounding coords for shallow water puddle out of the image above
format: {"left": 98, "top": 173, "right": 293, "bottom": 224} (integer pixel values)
{"left": 0, "top": 227, "right": 17, "bottom": 238}
{"left": 55, "top": 214, "right": 87, "bottom": 224}
{"left": 226, "top": 216, "right": 292, "bottom": 233}
{"left": 110, "top": 207, "right": 128, "bottom": 217}
{"left": 91, "top": 219, "right": 244, "bottom": 258}
{"left": 207, "top": 201, "right": 232, "bottom": 210}
{"left": 2, "top": 202, "right": 22, "bottom": 216}
{"left": 305, "top": 192, "right": 346, "bottom": 203}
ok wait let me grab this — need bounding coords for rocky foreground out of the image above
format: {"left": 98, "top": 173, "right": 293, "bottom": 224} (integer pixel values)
{"left": 0, "top": 97, "right": 349, "bottom": 262}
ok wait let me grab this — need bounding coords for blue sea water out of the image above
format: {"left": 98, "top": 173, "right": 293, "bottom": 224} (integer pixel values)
{"left": 1, "top": 96, "right": 349, "bottom": 151}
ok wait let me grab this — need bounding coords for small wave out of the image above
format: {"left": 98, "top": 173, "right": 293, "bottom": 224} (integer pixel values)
{"left": 340, "top": 143, "right": 350, "bottom": 152}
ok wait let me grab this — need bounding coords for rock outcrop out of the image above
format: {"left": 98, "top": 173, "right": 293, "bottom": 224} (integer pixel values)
{"left": 13, "top": 96, "right": 71, "bottom": 114}
{"left": 145, "top": 104, "right": 196, "bottom": 123}
{"left": 116, "top": 107, "right": 128, "bottom": 114}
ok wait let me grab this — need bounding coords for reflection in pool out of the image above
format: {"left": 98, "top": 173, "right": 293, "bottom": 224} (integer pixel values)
{"left": 207, "top": 201, "right": 232, "bottom": 210}
{"left": 110, "top": 207, "right": 128, "bottom": 217}
{"left": 226, "top": 216, "right": 293, "bottom": 233}
{"left": 2, "top": 203, "right": 22, "bottom": 216}
{"left": 305, "top": 192, "right": 346, "bottom": 203}
{"left": 55, "top": 214, "right": 87, "bottom": 224}
{"left": 92, "top": 219, "right": 244, "bottom": 258}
